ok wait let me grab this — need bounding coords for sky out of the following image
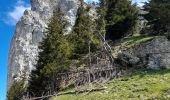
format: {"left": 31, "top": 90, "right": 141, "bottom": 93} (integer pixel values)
{"left": 0, "top": 0, "right": 146, "bottom": 100}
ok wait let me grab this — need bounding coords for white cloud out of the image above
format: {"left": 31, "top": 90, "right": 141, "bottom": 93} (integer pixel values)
{"left": 5, "top": 0, "right": 30, "bottom": 25}
{"left": 133, "top": 0, "right": 148, "bottom": 7}
{"left": 84, "top": 0, "right": 99, "bottom": 3}
{"left": 85, "top": 0, "right": 148, "bottom": 7}
{"left": 8, "top": 6, "right": 30, "bottom": 23}
{"left": 3, "top": 0, "right": 147, "bottom": 25}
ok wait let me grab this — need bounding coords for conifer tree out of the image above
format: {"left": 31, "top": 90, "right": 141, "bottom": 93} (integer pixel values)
{"left": 143, "top": 0, "right": 170, "bottom": 37}
{"left": 97, "top": 0, "right": 107, "bottom": 36}
{"left": 7, "top": 80, "right": 26, "bottom": 100}
{"left": 28, "top": 9, "right": 73, "bottom": 96}
{"left": 68, "top": 1, "right": 101, "bottom": 59}
{"left": 98, "top": 0, "right": 138, "bottom": 40}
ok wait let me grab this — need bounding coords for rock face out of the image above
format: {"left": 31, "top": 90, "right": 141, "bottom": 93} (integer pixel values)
{"left": 118, "top": 36, "right": 170, "bottom": 70}
{"left": 8, "top": 0, "right": 79, "bottom": 89}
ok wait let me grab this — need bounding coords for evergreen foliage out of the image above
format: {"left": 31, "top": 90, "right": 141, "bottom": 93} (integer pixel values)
{"left": 67, "top": 1, "right": 102, "bottom": 59}
{"left": 27, "top": 3, "right": 102, "bottom": 96}
{"left": 143, "top": 0, "right": 170, "bottom": 37}
{"left": 96, "top": 0, "right": 107, "bottom": 36}
{"left": 28, "top": 9, "right": 73, "bottom": 96}
{"left": 98, "top": 0, "right": 138, "bottom": 40}
{"left": 7, "top": 80, "right": 26, "bottom": 100}
{"left": 27, "top": 0, "right": 139, "bottom": 97}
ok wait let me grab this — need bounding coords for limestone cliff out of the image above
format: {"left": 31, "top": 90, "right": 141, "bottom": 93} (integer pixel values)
{"left": 115, "top": 36, "right": 170, "bottom": 70}
{"left": 7, "top": 0, "right": 79, "bottom": 89}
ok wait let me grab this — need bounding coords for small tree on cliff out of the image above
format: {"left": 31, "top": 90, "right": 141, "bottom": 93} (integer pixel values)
{"left": 28, "top": 9, "right": 73, "bottom": 96}
{"left": 7, "top": 80, "right": 26, "bottom": 100}
{"left": 143, "top": 0, "right": 170, "bottom": 37}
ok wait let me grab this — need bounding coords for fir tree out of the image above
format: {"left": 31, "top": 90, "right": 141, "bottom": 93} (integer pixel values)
{"left": 67, "top": 2, "right": 101, "bottom": 59}
{"left": 143, "top": 0, "right": 170, "bottom": 37}
{"left": 7, "top": 80, "right": 26, "bottom": 100}
{"left": 97, "top": 0, "right": 107, "bottom": 36}
{"left": 28, "top": 9, "right": 73, "bottom": 96}
{"left": 98, "top": 0, "right": 138, "bottom": 40}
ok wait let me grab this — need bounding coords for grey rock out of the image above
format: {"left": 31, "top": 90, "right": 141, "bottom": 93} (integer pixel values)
{"left": 118, "top": 36, "right": 170, "bottom": 69}
{"left": 8, "top": 0, "right": 80, "bottom": 90}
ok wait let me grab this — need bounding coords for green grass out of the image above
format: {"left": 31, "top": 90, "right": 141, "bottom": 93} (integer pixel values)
{"left": 51, "top": 69, "right": 170, "bottom": 100}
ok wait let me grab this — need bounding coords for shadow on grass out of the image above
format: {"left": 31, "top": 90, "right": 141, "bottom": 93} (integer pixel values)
{"left": 59, "top": 84, "right": 75, "bottom": 92}
{"left": 133, "top": 68, "right": 170, "bottom": 78}
{"left": 126, "top": 36, "right": 153, "bottom": 45}
{"left": 112, "top": 35, "right": 157, "bottom": 49}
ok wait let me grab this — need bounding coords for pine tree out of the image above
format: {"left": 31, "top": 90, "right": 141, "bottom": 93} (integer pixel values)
{"left": 28, "top": 9, "right": 73, "bottom": 96}
{"left": 98, "top": 0, "right": 138, "bottom": 40}
{"left": 97, "top": 0, "right": 107, "bottom": 36}
{"left": 7, "top": 69, "right": 28, "bottom": 100}
{"left": 143, "top": 0, "right": 170, "bottom": 37}
{"left": 7, "top": 80, "right": 26, "bottom": 100}
{"left": 67, "top": 2, "right": 101, "bottom": 59}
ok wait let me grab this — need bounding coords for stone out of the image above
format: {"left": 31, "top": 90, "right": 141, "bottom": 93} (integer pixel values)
{"left": 117, "top": 36, "right": 170, "bottom": 69}
{"left": 7, "top": 0, "right": 80, "bottom": 90}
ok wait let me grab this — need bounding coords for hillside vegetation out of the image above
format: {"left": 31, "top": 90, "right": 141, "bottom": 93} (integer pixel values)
{"left": 51, "top": 69, "right": 170, "bottom": 100}
{"left": 26, "top": 0, "right": 139, "bottom": 97}
{"left": 7, "top": 0, "right": 170, "bottom": 99}
{"left": 112, "top": 35, "right": 158, "bottom": 57}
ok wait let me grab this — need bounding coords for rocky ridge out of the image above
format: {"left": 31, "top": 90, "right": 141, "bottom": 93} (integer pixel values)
{"left": 8, "top": 0, "right": 79, "bottom": 89}
{"left": 116, "top": 36, "right": 170, "bottom": 69}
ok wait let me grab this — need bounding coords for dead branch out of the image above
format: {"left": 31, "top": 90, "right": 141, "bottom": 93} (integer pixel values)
{"left": 30, "top": 87, "right": 106, "bottom": 100}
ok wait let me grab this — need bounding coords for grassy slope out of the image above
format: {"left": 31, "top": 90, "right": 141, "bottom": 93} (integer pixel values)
{"left": 51, "top": 35, "right": 168, "bottom": 100}
{"left": 112, "top": 35, "right": 159, "bottom": 57}
{"left": 51, "top": 69, "right": 170, "bottom": 100}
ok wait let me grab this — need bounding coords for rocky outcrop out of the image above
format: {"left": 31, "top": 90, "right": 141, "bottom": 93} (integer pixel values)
{"left": 8, "top": 0, "right": 79, "bottom": 89}
{"left": 117, "top": 36, "right": 170, "bottom": 70}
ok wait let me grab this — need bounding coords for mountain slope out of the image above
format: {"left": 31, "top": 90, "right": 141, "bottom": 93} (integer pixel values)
{"left": 51, "top": 69, "right": 170, "bottom": 100}
{"left": 7, "top": 0, "right": 79, "bottom": 90}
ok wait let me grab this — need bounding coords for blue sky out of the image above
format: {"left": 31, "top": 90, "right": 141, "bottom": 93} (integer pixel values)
{"left": 0, "top": 0, "right": 146, "bottom": 100}
{"left": 0, "top": 1, "right": 30, "bottom": 99}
